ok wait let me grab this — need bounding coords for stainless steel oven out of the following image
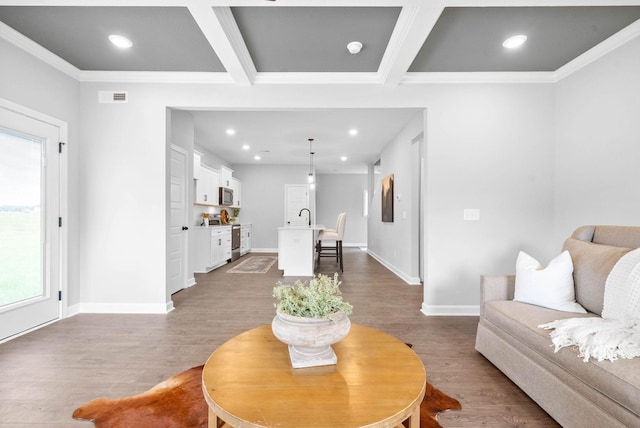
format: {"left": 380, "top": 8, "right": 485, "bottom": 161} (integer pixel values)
{"left": 231, "top": 224, "right": 241, "bottom": 261}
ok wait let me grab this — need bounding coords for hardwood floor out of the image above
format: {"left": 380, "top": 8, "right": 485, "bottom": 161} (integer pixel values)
{"left": 0, "top": 249, "right": 560, "bottom": 427}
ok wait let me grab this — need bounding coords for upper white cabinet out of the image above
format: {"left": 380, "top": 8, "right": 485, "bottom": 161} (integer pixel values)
{"left": 193, "top": 154, "right": 242, "bottom": 207}
{"left": 220, "top": 165, "right": 233, "bottom": 188}
{"left": 195, "top": 165, "right": 219, "bottom": 206}
{"left": 230, "top": 177, "right": 241, "bottom": 208}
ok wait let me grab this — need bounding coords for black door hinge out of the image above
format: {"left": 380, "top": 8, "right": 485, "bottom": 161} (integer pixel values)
{"left": 59, "top": 142, "right": 65, "bottom": 153}
{"left": 58, "top": 290, "right": 62, "bottom": 301}
{"left": 58, "top": 217, "right": 62, "bottom": 227}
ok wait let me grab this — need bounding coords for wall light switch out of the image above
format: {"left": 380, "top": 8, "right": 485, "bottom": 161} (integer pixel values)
{"left": 464, "top": 209, "right": 480, "bottom": 221}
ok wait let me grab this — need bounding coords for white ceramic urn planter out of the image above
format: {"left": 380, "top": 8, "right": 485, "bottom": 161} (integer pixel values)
{"left": 272, "top": 310, "right": 351, "bottom": 368}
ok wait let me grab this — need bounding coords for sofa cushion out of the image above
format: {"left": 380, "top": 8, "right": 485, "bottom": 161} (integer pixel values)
{"left": 484, "top": 300, "right": 640, "bottom": 416}
{"left": 562, "top": 238, "right": 632, "bottom": 315}
{"left": 514, "top": 250, "right": 585, "bottom": 313}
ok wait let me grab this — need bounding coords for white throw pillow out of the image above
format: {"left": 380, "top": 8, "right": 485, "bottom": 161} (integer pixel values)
{"left": 514, "top": 250, "right": 586, "bottom": 313}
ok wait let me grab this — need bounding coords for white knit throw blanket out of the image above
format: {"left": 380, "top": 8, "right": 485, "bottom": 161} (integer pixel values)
{"left": 538, "top": 247, "right": 640, "bottom": 362}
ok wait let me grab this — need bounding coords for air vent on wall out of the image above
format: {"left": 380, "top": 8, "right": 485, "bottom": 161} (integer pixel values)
{"left": 98, "top": 91, "right": 128, "bottom": 104}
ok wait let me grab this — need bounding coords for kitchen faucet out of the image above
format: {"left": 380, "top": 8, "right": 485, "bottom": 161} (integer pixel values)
{"left": 298, "top": 208, "right": 311, "bottom": 226}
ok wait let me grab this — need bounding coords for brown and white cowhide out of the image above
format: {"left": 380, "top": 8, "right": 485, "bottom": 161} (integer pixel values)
{"left": 72, "top": 366, "right": 208, "bottom": 428}
{"left": 73, "top": 364, "right": 461, "bottom": 428}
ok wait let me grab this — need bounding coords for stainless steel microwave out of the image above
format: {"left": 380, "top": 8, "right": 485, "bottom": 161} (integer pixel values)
{"left": 219, "top": 187, "right": 233, "bottom": 206}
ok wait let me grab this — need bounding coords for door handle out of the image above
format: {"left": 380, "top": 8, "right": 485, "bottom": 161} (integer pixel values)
{"left": 182, "top": 226, "right": 189, "bottom": 231}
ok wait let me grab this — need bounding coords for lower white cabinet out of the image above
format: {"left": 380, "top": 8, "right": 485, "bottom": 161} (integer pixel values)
{"left": 194, "top": 226, "right": 232, "bottom": 272}
{"left": 240, "top": 224, "right": 252, "bottom": 256}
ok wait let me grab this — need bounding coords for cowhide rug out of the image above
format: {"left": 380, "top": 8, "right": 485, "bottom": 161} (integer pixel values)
{"left": 73, "top": 365, "right": 461, "bottom": 428}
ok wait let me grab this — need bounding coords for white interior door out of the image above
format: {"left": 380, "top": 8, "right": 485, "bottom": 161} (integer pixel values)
{"left": 0, "top": 104, "right": 62, "bottom": 341}
{"left": 285, "top": 184, "right": 310, "bottom": 226}
{"left": 168, "top": 146, "right": 188, "bottom": 295}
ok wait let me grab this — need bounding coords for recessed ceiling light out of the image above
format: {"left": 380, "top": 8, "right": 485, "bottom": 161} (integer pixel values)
{"left": 502, "top": 35, "right": 527, "bottom": 49}
{"left": 340, "top": 156, "right": 348, "bottom": 161}
{"left": 242, "top": 144, "right": 250, "bottom": 150}
{"left": 349, "top": 129, "right": 358, "bottom": 136}
{"left": 108, "top": 34, "right": 132, "bottom": 49}
{"left": 254, "top": 155, "right": 261, "bottom": 160}
{"left": 226, "top": 129, "right": 236, "bottom": 136}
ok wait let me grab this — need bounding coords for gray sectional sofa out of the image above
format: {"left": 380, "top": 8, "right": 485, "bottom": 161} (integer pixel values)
{"left": 475, "top": 225, "right": 640, "bottom": 428}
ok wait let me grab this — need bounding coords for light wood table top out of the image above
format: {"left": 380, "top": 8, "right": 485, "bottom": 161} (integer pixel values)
{"left": 202, "top": 324, "right": 426, "bottom": 428}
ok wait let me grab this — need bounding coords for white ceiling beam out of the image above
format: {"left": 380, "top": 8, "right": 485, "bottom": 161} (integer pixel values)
{"left": 187, "top": 4, "right": 255, "bottom": 86}
{"left": 378, "top": 5, "right": 443, "bottom": 86}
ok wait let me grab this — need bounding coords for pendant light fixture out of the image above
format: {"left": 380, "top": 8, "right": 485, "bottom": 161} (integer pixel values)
{"left": 307, "top": 138, "right": 315, "bottom": 189}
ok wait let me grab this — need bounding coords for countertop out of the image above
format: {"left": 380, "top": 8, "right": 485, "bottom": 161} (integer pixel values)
{"left": 278, "top": 224, "right": 325, "bottom": 230}
{"left": 195, "top": 222, "right": 252, "bottom": 229}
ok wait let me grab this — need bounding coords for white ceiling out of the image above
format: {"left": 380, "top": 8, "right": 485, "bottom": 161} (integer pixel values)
{"left": 190, "top": 109, "right": 421, "bottom": 174}
{"left": 2, "top": 0, "right": 640, "bottom": 173}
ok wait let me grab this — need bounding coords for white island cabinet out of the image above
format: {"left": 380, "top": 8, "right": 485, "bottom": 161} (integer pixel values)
{"left": 277, "top": 225, "right": 325, "bottom": 277}
{"left": 194, "top": 226, "right": 232, "bottom": 272}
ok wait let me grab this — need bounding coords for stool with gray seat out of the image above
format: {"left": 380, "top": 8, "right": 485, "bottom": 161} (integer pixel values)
{"left": 316, "top": 212, "right": 346, "bottom": 272}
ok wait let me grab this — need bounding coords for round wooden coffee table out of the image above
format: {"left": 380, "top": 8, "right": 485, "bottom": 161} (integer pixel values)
{"left": 202, "top": 324, "right": 426, "bottom": 428}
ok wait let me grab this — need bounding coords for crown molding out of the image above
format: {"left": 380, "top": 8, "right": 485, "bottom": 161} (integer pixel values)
{"left": 554, "top": 17, "right": 640, "bottom": 81}
{"left": 77, "top": 71, "right": 234, "bottom": 83}
{"left": 253, "top": 72, "right": 383, "bottom": 85}
{"left": 0, "top": 21, "right": 80, "bottom": 80}
{"left": 401, "top": 72, "right": 557, "bottom": 84}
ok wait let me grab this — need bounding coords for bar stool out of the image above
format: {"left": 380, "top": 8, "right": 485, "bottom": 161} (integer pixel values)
{"left": 316, "top": 212, "right": 346, "bottom": 272}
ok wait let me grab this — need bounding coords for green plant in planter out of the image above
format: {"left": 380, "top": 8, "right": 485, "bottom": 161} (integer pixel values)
{"left": 273, "top": 273, "right": 353, "bottom": 319}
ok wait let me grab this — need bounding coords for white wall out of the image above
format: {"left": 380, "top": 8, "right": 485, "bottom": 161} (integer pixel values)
{"left": 423, "top": 84, "right": 556, "bottom": 314}
{"left": 64, "top": 81, "right": 558, "bottom": 314}
{"left": 0, "top": 38, "right": 81, "bottom": 309}
{"left": 77, "top": 83, "right": 169, "bottom": 313}
{"left": 9, "top": 31, "right": 638, "bottom": 315}
{"left": 231, "top": 164, "right": 310, "bottom": 250}
{"left": 316, "top": 173, "right": 367, "bottom": 247}
{"left": 368, "top": 112, "right": 424, "bottom": 284}
{"left": 554, "top": 35, "right": 640, "bottom": 242}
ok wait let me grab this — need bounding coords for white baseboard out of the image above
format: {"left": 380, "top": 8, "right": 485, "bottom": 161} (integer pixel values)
{"left": 66, "top": 303, "right": 81, "bottom": 317}
{"left": 251, "top": 248, "right": 278, "bottom": 253}
{"left": 78, "top": 302, "right": 171, "bottom": 314}
{"left": 421, "top": 304, "right": 480, "bottom": 316}
{"left": 366, "top": 250, "right": 421, "bottom": 285}
{"left": 344, "top": 242, "right": 367, "bottom": 248}
{"left": 186, "top": 276, "right": 196, "bottom": 287}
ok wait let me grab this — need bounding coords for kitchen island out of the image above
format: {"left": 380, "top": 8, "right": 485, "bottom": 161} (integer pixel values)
{"left": 277, "top": 225, "right": 325, "bottom": 276}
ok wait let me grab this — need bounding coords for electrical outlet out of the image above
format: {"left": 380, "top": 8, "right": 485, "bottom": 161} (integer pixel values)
{"left": 463, "top": 209, "right": 480, "bottom": 221}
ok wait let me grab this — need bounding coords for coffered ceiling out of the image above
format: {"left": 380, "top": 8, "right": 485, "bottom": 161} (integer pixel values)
{"left": 2, "top": 1, "right": 640, "bottom": 173}
{"left": 2, "top": 1, "right": 640, "bottom": 85}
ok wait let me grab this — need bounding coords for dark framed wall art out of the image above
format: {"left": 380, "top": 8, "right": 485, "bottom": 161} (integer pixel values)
{"left": 381, "top": 174, "right": 394, "bottom": 223}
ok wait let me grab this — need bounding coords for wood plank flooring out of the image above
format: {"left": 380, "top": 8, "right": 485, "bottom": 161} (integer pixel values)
{"left": 0, "top": 249, "right": 560, "bottom": 427}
